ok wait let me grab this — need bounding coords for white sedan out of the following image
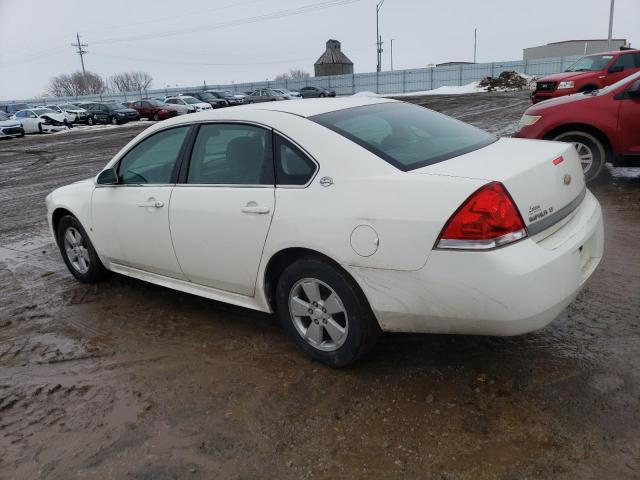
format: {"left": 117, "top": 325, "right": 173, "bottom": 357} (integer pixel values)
{"left": 45, "top": 97, "right": 604, "bottom": 366}
{"left": 164, "top": 96, "right": 212, "bottom": 113}
{"left": 12, "top": 108, "right": 69, "bottom": 133}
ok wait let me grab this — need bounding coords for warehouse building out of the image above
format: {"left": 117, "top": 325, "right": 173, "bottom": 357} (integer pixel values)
{"left": 314, "top": 39, "right": 354, "bottom": 76}
{"left": 523, "top": 39, "right": 629, "bottom": 60}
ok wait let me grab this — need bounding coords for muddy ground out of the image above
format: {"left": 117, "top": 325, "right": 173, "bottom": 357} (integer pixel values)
{"left": 1, "top": 92, "right": 639, "bottom": 479}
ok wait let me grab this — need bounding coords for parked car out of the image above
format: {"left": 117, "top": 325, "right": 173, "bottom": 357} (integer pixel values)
{"left": 515, "top": 71, "right": 640, "bottom": 181}
{"left": 181, "top": 92, "right": 228, "bottom": 108}
{"left": 206, "top": 90, "right": 244, "bottom": 106}
{"left": 531, "top": 49, "right": 640, "bottom": 103}
{"left": 246, "top": 88, "right": 289, "bottom": 103}
{"left": 76, "top": 102, "right": 139, "bottom": 125}
{"left": 0, "top": 111, "right": 25, "bottom": 138}
{"left": 12, "top": 108, "right": 69, "bottom": 133}
{"left": 58, "top": 103, "right": 91, "bottom": 123}
{"left": 299, "top": 86, "right": 336, "bottom": 98}
{"left": 272, "top": 88, "right": 302, "bottom": 99}
{"left": 162, "top": 98, "right": 193, "bottom": 115}
{"left": 164, "top": 96, "right": 212, "bottom": 112}
{"left": 46, "top": 97, "right": 603, "bottom": 367}
{"left": 34, "top": 105, "right": 75, "bottom": 124}
{"left": 129, "top": 99, "right": 179, "bottom": 121}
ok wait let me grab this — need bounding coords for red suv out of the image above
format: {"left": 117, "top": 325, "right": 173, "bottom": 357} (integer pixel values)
{"left": 531, "top": 50, "right": 640, "bottom": 104}
{"left": 128, "top": 99, "right": 179, "bottom": 121}
{"left": 514, "top": 72, "right": 640, "bottom": 181}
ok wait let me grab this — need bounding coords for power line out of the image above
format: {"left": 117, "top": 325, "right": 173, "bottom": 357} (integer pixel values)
{"left": 91, "top": 0, "right": 361, "bottom": 45}
{"left": 71, "top": 33, "right": 88, "bottom": 75}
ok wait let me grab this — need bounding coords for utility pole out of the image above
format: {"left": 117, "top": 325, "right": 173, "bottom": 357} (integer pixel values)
{"left": 474, "top": 28, "right": 477, "bottom": 63}
{"left": 607, "top": 0, "right": 615, "bottom": 51}
{"left": 71, "top": 32, "right": 88, "bottom": 76}
{"left": 390, "top": 38, "right": 395, "bottom": 71}
{"left": 376, "top": 0, "right": 385, "bottom": 72}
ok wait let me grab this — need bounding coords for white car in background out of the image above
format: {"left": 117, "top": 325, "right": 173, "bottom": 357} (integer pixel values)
{"left": 273, "top": 88, "right": 302, "bottom": 99}
{"left": 164, "top": 96, "right": 212, "bottom": 112}
{"left": 0, "top": 111, "right": 25, "bottom": 138}
{"left": 12, "top": 108, "right": 69, "bottom": 133}
{"left": 45, "top": 97, "right": 603, "bottom": 367}
{"left": 35, "top": 105, "right": 75, "bottom": 123}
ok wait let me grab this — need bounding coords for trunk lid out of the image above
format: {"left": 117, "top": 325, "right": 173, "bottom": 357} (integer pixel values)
{"left": 411, "top": 137, "right": 585, "bottom": 233}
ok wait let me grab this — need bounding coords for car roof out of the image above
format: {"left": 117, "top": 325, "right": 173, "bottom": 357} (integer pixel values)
{"left": 235, "top": 96, "right": 396, "bottom": 118}
{"left": 587, "top": 49, "right": 640, "bottom": 56}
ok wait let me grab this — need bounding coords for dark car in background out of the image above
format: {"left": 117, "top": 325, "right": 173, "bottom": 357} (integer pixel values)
{"left": 128, "top": 99, "right": 179, "bottom": 121}
{"left": 207, "top": 89, "right": 244, "bottom": 105}
{"left": 181, "top": 91, "right": 227, "bottom": 109}
{"left": 299, "top": 86, "right": 336, "bottom": 98}
{"left": 246, "top": 88, "right": 289, "bottom": 103}
{"left": 76, "top": 102, "right": 139, "bottom": 125}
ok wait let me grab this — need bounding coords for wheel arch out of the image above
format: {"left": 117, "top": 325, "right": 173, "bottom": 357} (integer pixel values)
{"left": 262, "top": 247, "right": 374, "bottom": 317}
{"left": 544, "top": 123, "right": 613, "bottom": 159}
{"left": 51, "top": 207, "right": 75, "bottom": 244}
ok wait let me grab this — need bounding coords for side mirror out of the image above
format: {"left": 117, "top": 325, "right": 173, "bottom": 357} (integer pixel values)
{"left": 608, "top": 64, "right": 624, "bottom": 74}
{"left": 627, "top": 80, "right": 640, "bottom": 98}
{"left": 97, "top": 167, "right": 119, "bottom": 185}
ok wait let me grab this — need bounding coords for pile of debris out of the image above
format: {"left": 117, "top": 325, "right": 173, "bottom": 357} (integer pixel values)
{"left": 479, "top": 71, "right": 536, "bottom": 92}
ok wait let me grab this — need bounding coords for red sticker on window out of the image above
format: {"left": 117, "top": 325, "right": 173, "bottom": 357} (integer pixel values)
{"left": 553, "top": 156, "right": 564, "bottom": 165}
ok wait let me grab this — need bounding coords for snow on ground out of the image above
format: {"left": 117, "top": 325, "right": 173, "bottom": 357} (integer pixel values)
{"left": 353, "top": 82, "right": 487, "bottom": 98}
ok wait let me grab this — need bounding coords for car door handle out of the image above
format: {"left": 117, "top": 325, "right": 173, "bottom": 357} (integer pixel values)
{"left": 241, "top": 203, "right": 270, "bottom": 214}
{"left": 137, "top": 200, "right": 164, "bottom": 208}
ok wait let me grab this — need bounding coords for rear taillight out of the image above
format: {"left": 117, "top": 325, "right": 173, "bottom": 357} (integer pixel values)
{"left": 436, "top": 181, "right": 527, "bottom": 250}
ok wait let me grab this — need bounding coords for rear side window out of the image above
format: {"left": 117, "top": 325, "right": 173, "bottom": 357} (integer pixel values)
{"left": 274, "top": 135, "right": 316, "bottom": 185}
{"left": 310, "top": 102, "right": 496, "bottom": 171}
{"left": 187, "top": 123, "right": 273, "bottom": 185}
{"left": 118, "top": 126, "right": 190, "bottom": 184}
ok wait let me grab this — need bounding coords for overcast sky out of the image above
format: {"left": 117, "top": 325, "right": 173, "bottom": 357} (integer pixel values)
{"left": 1, "top": 0, "right": 638, "bottom": 100}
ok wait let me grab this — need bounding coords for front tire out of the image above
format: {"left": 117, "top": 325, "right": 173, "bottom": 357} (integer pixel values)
{"left": 551, "top": 131, "right": 607, "bottom": 182}
{"left": 275, "top": 257, "right": 380, "bottom": 367}
{"left": 87, "top": 116, "right": 95, "bottom": 126}
{"left": 153, "top": 113, "right": 160, "bottom": 121}
{"left": 57, "top": 215, "right": 108, "bottom": 283}
{"left": 111, "top": 116, "right": 118, "bottom": 125}
{"left": 38, "top": 122, "right": 43, "bottom": 134}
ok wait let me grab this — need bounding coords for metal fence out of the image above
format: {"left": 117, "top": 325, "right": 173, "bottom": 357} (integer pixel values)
{"left": 3, "top": 54, "right": 582, "bottom": 106}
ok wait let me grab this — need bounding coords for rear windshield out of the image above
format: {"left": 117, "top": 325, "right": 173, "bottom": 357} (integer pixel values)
{"left": 310, "top": 102, "right": 496, "bottom": 171}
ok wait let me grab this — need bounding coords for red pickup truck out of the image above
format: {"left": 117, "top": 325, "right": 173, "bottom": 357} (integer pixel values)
{"left": 515, "top": 72, "right": 640, "bottom": 181}
{"left": 531, "top": 50, "right": 640, "bottom": 104}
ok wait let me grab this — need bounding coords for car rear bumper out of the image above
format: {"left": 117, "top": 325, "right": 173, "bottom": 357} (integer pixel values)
{"left": 346, "top": 190, "right": 604, "bottom": 335}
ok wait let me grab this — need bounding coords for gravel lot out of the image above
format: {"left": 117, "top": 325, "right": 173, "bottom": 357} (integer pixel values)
{"left": 1, "top": 92, "right": 639, "bottom": 479}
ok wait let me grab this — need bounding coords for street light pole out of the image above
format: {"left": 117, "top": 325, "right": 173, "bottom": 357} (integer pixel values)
{"left": 376, "top": 0, "right": 385, "bottom": 72}
{"left": 391, "top": 38, "right": 395, "bottom": 71}
{"left": 474, "top": 28, "right": 477, "bottom": 63}
{"left": 607, "top": 0, "right": 615, "bottom": 51}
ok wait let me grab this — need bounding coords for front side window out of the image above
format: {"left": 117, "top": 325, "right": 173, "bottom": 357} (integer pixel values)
{"left": 118, "top": 126, "right": 190, "bottom": 184}
{"left": 274, "top": 135, "right": 316, "bottom": 186}
{"left": 613, "top": 54, "right": 635, "bottom": 70}
{"left": 187, "top": 123, "right": 273, "bottom": 185}
{"left": 310, "top": 102, "right": 496, "bottom": 171}
{"left": 15, "top": 111, "right": 26, "bottom": 118}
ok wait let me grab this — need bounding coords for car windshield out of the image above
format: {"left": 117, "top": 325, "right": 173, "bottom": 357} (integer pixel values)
{"left": 310, "top": 102, "right": 496, "bottom": 171}
{"left": 147, "top": 99, "right": 165, "bottom": 107}
{"left": 196, "top": 93, "right": 216, "bottom": 100}
{"left": 34, "top": 108, "right": 56, "bottom": 115}
{"left": 181, "top": 97, "right": 199, "bottom": 104}
{"left": 565, "top": 54, "right": 613, "bottom": 72}
{"left": 60, "top": 104, "right": 80, "bottom": 110}
{"left": 0, "top": 112, "right": 9, "bottom": 120}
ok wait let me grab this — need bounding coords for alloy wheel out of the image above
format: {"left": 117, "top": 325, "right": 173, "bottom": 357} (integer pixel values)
{"left": 572, "top": 141, "right": 593, "bottom": 173}
{"left": 63, "top": 227, "right": 90, "bottom": 274}
{"left": 288, "top": 278, "right": 349, "bottom": 352}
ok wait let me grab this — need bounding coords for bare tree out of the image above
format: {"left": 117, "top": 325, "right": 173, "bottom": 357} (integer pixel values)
{"left": 108, "top": 71, "right": 153, "bottom": 92}
{"left": 47, "top": 71, "right": 107, "bottom": 97}
{"left": 274, "top": 69, "right": 311, "bottom": 81}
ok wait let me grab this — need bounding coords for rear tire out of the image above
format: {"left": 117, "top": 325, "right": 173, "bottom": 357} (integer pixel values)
{"left": 275, "top": 257, "right": 380, "bottom": 367}
{"left": 319, "top": 93, "right": 326, "bottom": 98}
{"left": 111, "top": 116, "right": 118, "bottom": 125}
{"left": 56, "top": 215, "right": 108, "bottom": 283}
{"left": 551, "top": 131, "right": 607, "bottom": 182}
{"left": 38, "top": 122, "right": 43, "bottom": 134}
{"left": 87, "top": 116, "right": 95, "bottom": 126}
